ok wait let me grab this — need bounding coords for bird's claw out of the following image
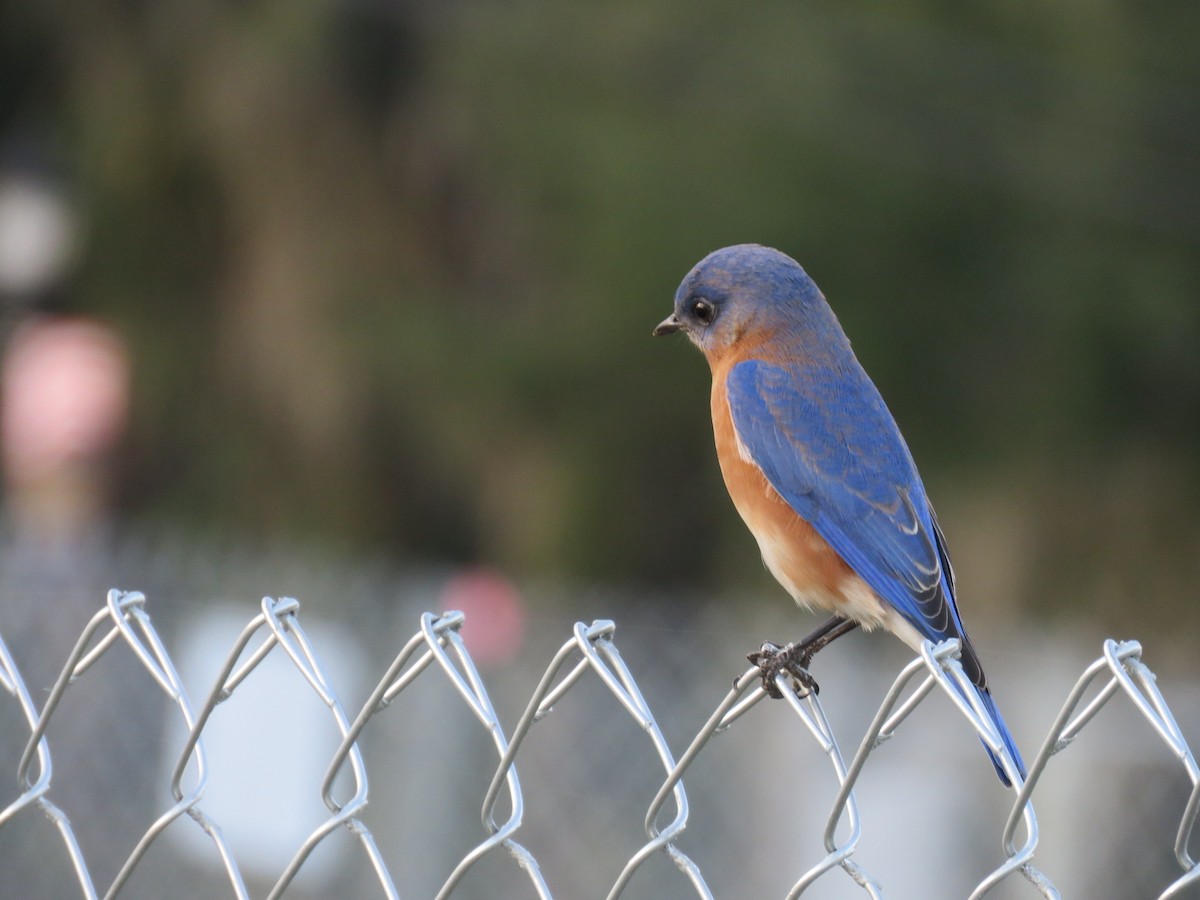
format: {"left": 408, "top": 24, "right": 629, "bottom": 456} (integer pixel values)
{"left": 748, "top": 641, "right": 819, "bottom": 698}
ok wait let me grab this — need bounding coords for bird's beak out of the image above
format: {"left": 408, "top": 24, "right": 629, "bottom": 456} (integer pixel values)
{"left": 652, "top": 313, "right": 684, "bottom": 336}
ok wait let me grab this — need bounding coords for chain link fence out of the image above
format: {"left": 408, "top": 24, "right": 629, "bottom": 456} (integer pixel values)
{"left": 2, "top": 583, "right": 1198, "bottom": 899}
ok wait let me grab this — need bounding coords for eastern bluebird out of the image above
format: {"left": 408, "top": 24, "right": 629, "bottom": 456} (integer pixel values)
{"left": 654, "top": 244, "right": 1025, "bottom": 785}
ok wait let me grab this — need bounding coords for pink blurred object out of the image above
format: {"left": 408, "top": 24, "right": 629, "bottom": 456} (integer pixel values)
{"left": 2, "top": 317, "right": 130, "bottom": 485}
{"left": 438, "top": 568, "right": 527, "bottom": 667}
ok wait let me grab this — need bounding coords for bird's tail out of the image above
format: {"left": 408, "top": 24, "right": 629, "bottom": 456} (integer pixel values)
{"left": 971, "top": 686, "right": 1026, "bottom": 788}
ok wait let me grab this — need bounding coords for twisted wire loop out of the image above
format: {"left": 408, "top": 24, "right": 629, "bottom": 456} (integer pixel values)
{"left": 172, "top": 596, "right": 398, "bottom": 900}
{"left": 998, "top": 639, "right": 1200, "bottom": 900}
{"left": 328, "top": 609, "right": 552, "bottom": 900}
{"left": 908, "top": 641, "right": 1052, "bottom": 899}
{"left": 0, "top": 630, "right": 97, "bottom": 899}
{"left": 481, "top": 619, "right": 712, "bottom": 900}
{"left": 669, "top": 638, "right": 1052, "bottom": 899}
{"left": 643, "top": 664, "right": 884, "bottom": 898}
{"left": 14, "top": 589, "right": 247, "bottom": 899}
{"left": 260, "top": 597, "right": 396, "bottom": 899}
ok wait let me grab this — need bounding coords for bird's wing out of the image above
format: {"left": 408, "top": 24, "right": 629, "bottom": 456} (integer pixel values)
{"left": 726, "top": 359, "right": 968, "bottom": 648}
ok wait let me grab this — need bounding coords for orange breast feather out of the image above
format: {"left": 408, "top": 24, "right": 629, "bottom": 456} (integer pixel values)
{"left": 708, "top": 357, "right": 866, "bottom": 618}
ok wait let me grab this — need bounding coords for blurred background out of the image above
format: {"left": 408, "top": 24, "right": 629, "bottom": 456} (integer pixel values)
{"left": 0, "top": 1, "right": 1198, "bottom": 898}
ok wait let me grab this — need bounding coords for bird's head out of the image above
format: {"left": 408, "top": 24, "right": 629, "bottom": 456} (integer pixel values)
{"left": 653, "top": 244, "right": 831, "bottom": 360}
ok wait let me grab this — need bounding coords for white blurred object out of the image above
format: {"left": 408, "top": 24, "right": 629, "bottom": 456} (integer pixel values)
{"left": 0, "top": 174, "right": 79, "bottom": 296}
{"left": 165, "top": 605, "right": 365, "bottom": 887}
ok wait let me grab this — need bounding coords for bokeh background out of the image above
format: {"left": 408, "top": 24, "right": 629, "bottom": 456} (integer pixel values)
{"left": 0, "top": 2, "right": 1198, "bottom": 898}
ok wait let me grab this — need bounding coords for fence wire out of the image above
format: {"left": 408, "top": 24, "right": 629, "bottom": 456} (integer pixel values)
{"left": 1, "top": 589, "right": 1197, "bottom": 898}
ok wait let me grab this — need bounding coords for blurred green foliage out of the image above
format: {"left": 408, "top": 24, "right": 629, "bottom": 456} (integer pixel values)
{"left": 1, "top": 0, "right": 1198, "bottom": 632}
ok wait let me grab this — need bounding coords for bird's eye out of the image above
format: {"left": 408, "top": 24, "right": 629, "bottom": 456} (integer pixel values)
{"left": 690, "top": 298, "right": 715, "bottom": 325}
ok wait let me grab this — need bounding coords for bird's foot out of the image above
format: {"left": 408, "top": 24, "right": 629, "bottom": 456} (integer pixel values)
{"left": 747, "top": 641, "right": 819, "bottom": 698}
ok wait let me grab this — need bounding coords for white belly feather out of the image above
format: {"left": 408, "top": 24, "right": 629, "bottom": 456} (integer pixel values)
{"left": 753, "top": 524, "right": 926, "bottom": 653}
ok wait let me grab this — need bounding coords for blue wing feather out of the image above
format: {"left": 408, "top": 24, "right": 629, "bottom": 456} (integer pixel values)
{"left": 725, "top": 359, "right": 964, "bottom": 648}
{"left": 726, "top": 358, "right": 1028, "bottom": 785}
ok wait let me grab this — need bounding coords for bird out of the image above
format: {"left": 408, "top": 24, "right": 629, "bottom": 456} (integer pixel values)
{"left": 653, "top": 243, "right": 1025, "bottom": 786}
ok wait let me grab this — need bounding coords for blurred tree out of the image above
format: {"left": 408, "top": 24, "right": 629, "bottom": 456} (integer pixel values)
{"left": 1, "top": 0, "right": 1197, "bottom": 636}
